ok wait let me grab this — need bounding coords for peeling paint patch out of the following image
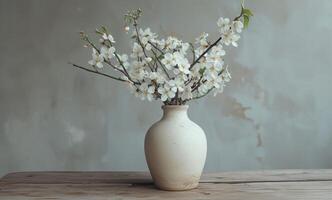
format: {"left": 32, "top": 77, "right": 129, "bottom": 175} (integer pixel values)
{"left": 255, "top": 125, "right": 263, "bottom": 147}
{"left": 229, "top": 63, "right": 269, "bottom": 107}
{"left": 221, "top": 96, "right": 252, "bottom": 122}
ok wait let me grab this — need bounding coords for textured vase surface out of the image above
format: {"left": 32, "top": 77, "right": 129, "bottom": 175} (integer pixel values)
{"left": 145, "top": 105, "right": 207, "bottom": 191}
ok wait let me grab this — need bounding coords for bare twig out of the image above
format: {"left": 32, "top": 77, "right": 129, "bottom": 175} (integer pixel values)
{"left": 70, "top": 62, "right": 128, "bottom": 82}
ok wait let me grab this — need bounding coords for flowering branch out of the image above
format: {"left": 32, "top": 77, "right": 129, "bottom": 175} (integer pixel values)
{"left": 189, "top": 37, "right": 222, "bottom": 70}
{"left": 71, "top": 3, "right": 252, "bottom": 105}
{"left": 151, "top": 49, "right": 171, "bottom": 79}
{"left": 133, "top": 22, "right": 154, "bottom": 72}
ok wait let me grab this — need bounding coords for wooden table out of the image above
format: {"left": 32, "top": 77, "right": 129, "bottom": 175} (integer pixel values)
{"left": 0, "top": 170, "right": 332, "bottom": 199}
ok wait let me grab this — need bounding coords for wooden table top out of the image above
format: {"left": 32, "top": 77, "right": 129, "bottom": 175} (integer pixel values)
{"left": 0, "top": 170, "right": 332, "bottom": 199}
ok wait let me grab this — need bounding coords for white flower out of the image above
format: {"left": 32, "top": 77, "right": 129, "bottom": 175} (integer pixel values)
{"left": 176, "top": 72, "right": 190, "bottom": 82}
{"left": 191, "top": 63, "right": 204, "bottom": 80}
{"left": 206, "top": 74, "right": 223, "bottom": 89}
{"left": 233, "top": 20, "right": 243, "bottom": 33}
{"left": 180, "top": 85, "right": 193, "bottom": 100}
{"left": 88, "top": 48, "right": 104, "bottom": 68}
{"left": 217, "top": 18, "right": 241, "bottom": 47}
{"left": 158, "top": 81, "right": 177, "bottom": 101}
{"left": 161, "top": 53, "right": 175, "bottom": 70}
{"left": 195, "top": 32, "right": 209, "bottom": 47}
{"left": 167, "top": 80, "right": 179, "bottom": 91}
{"left": 194, "top": 46, "right": 208, "bottom": 58}
{"left": 138, "top": 83, "right": 155, "bottom": 101}
{"left": 102, "top": 33, "right": 115, "bottom": 43}
{"left": 139, "top": 28, "right": 157, "bottom": 45}
{"left": 100, "top": 46, "right": 115, "bottom": 60}
{"left": 172, "top": 77, "right": 185, "bottom": 92}
{"left": 180, "top": 42, "right": 190, "bottom": 55}
{"left": 173, "top": 52, "right": 190, "bottom": 75}
{"left": 165, "top": 36, "right": 181, "bottom": 50}
{"left": 148, "top": 72, "right": 166, "bottom": 84}
{"left": 131, "top": 42, "right": 144, "bottom": 58}
{"left": 205, "top": 64, "right": 221, "bottom": 78}
{"left": 206, "top": 45, "right": 225, "bottom": 69}
{"left": 129, "top": 61, "right": 146, "bottom": 80}
{"left": 217, "top": 17, "right": 231, "bottom": 34}
{"left": 222, "top": 31, "right": 240, "bottom": 47}
{"left": 210, "top": 44, "right": 226, "bottom": 57}
{"left": 145, "top": 43, "right": 152, "bottom": 51}
{"left": 144, "top": 57, "right": 152, "bottom": 63}
{"left": 119, "top": 54, "right": 129, "bottom": 68}
{"left": 156, "top": 39, "right": 166, "bottom": 49}
{"left": 198, "top": 84, "right": 210, "bottom": 95}
{"left": 213, "top": 83, "right": 225, "bottom": 96}
{"left": 174, "top": 62, "right": 190, "bottom": 75}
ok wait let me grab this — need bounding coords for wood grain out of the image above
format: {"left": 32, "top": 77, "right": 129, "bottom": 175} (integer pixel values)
{"left": 1, "top": 170, "right": 332, "bottom": 199}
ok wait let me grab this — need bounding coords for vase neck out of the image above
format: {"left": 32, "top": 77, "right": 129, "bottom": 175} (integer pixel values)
{"left": 161, "top": 105, "right": 189, "bottom": 120}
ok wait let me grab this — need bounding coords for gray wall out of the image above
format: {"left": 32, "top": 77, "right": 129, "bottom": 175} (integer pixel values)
{"left": 1, "top": 0, "right": 332, "bottom": 177}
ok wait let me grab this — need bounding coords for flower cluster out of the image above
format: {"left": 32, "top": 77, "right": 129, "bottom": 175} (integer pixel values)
{"left": 74, "top": 6, "right": 252, "bottom": 105}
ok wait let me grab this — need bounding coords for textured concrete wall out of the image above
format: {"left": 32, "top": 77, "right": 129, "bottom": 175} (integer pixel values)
{"left": 1, "top": 0, "right": 332, "bottom": 176}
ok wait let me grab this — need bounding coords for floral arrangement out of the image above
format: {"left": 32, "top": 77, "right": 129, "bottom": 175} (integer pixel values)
{"left": 71, "top": 3, "right": 252, "bottom": 105}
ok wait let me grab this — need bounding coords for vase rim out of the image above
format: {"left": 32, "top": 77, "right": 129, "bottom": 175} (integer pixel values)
{"left": 162, "top": 105, "right": 189, "bottom": 109}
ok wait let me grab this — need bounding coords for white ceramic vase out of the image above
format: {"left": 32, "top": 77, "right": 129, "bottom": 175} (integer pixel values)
{"left": 144, "top": 105, "right": 207, "bottom": 191}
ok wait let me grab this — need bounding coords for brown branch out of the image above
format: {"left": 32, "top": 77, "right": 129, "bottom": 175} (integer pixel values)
{"left": 148, "top": 41, "right": 164, "bottom": 54}
{"left": 189, "top": 37, "right": 222, "bottom": 70}
{"left": 151, "top": 49, "right": 171, "bottom": 79}
{"left": 234, "top": 6, "right": 244, "bottom": 21}
{"left": 133, "top": 23, "right": 154, "bottom": 72}
{"left": 191, "top": 69, "right": 224, "bottom": 93}
{"left": 189, "top": 43, "right": 196, "bottom": 63}
{"left": 70, "top": 62, "right": 128, "bottom": 82}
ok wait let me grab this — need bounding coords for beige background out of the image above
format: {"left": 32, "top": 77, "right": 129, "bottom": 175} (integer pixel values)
{"left": 1, "top": 0, "right": 332, "bottom": 176}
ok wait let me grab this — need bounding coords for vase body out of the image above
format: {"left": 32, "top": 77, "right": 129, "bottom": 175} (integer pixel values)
{"left": 144, "top": 105, "right": 207, "bottom": 191}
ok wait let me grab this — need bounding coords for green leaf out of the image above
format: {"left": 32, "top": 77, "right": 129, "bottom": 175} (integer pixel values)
{"left": 95, "top": 29, "right": 103, "bottom": 35}
{"left": 243, "top": 8, "right": 253, "bottom": 17}
{"left": 199, "top": 68, "right": 206, "bottom": 75}
{"left": 243, "top": 15, "right": 250, "bottom": 29}
{"left": 101, "top": 26, "right": 108, "bottom": 33}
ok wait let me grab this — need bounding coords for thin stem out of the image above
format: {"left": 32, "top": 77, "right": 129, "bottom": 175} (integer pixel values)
{"left": 191, "top": 76, "right": 204, "bottom": 92}
{"left": 234, "top": 6, "right": 244, "bottom": 21}
{"left": 151, "top": 49, "right": 171, "bottom": 79}
{"left": 191, "top": 88, "right": 214, "bottom": 101}
{"left": 104, "top": 59, "right": 124, "bottom": 73}
{"left": 90, "top": 39, "right": 139, "bottom": 85}
{"left": 189, "top": 43, "right": 196, "bottom": 63}
{"left": 133, "top": 22, "right": 154, "bottom": 72}
{"left": 103, "top": 59, "right": 139, "bottom": 84}
{"left": 191, "top": 69, "right": 224, "bottom": 93}
{"left": 70, "top": 62, "right": 128, "bottom": 83}
{"left": 189, "top": 37, "right": 222, "bottom": 70}
{"left": 148, "top": 41, "right": 164, "bottom": 54}
{"left": 114, "top": 53, "right": 130, "bottom": 76}
{"left": 85, "top": 37, "right": 100, "bottom": 54}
